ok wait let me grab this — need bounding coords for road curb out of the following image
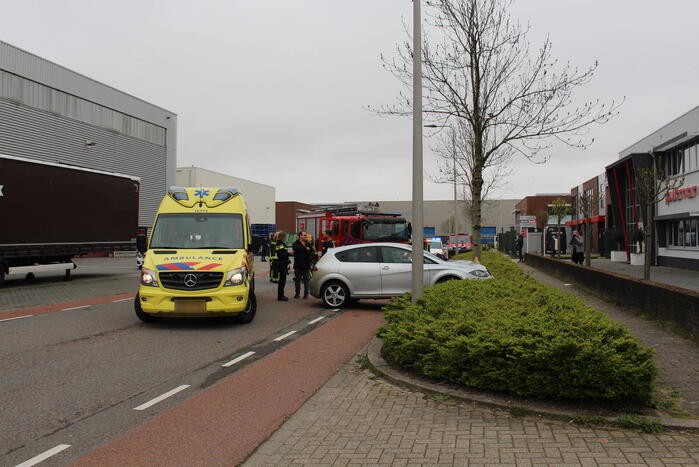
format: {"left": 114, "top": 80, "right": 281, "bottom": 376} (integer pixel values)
{"left": 366, "top": 337, "right": 699, "bottom": 432}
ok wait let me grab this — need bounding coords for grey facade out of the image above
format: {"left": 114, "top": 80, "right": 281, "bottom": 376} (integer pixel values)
{"left": 614, "top": 105, "right": 699, "bottom": 270}
{"left": 0, "top": 40, "right": 176, "bottom": 226}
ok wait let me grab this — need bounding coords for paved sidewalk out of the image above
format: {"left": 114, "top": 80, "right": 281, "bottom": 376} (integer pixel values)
{"left": 245, "top": 357, "right": 699, "bottom": 466}
{"left": 244, "top": 260, "right": 699, "bottom": 466}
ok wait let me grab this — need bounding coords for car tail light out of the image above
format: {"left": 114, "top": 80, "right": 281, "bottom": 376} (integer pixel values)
{"left": 312, "top": 266, "right": 318, "bottom": 272}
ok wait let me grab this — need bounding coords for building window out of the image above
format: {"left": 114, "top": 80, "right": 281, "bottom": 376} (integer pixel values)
{"left": 666, "top": 219, "right": 698, "bottom": 248}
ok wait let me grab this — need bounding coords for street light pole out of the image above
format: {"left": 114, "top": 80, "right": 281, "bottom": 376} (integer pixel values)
{"left": 452, "top": 128, "right": 457, "bottom": 235}
{"left": 411, "top": 0, "right": 424, "bottom": 301}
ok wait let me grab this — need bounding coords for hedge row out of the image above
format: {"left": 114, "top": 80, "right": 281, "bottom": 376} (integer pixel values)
{"left": 378, "top": 251, "right": 657, "bottom": 405}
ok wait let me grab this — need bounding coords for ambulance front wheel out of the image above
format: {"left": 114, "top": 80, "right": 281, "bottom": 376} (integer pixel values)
{"left": 234, "top": 292, "right": 256, "bottom": 324}
{"left": 134, "top": 295, "right": 158, "bottom": 323}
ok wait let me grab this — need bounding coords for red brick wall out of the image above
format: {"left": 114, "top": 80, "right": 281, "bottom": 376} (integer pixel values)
{"left": 275, "top": 202, "right": 318, "bottom": 232}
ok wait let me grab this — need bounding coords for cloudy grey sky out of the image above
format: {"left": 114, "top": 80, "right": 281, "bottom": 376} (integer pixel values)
{"left": 2, "top": 1, "right": 699, "bottom": 203}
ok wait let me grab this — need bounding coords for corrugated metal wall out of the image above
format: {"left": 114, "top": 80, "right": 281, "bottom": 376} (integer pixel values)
{"left": 0, "top": 69, "right": 165, "bottom": 146}
{"left": 0, "top": 98, "right": 166, "bottom": 226}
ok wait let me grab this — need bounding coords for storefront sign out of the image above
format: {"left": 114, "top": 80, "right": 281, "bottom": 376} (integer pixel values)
{"left": 665, "top": 185, "right": 698, "bottom": 204}
{"left": 519, "top": 215, "right": 536, "bottom": 229}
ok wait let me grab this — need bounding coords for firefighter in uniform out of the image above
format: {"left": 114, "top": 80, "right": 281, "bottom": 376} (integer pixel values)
{"left": 321, "top": 231, "right": 336, "bottom": 256}
{"left": 275, "top": 231, "right": 290, "bottom": 300}
{"left": 269, "top": 232, "right": 279, "bottom": 282}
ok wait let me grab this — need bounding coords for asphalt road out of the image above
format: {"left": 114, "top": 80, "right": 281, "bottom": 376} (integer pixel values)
{"left": 0, "top": 266, "right": 380, "bottom": 466}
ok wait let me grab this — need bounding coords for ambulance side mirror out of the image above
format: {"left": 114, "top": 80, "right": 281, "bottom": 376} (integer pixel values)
{"left": 249, "top": 235, "right": 263, "bottom": 254}
{"left": 136, "top": 235, "right": 148, "bottom": 254}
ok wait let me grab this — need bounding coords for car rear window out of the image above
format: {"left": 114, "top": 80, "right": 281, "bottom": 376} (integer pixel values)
{"left": 335, "top": 247, "right": 378, "bottom": 263}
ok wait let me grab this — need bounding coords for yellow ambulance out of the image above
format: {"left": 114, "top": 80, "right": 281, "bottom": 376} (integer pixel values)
{"left": 135, "top": 187, "right": 261, "bottom": 323}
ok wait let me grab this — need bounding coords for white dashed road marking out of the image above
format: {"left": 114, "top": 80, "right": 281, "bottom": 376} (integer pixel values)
{"left": 134, "top": 385, "right": 190, "bottom": 411}
{"left": 112, "top": 298, "right": 132, "bottom": 303}
{"left": 0, "top": 315, "right": 33, "bottom": 323}
{"left": 308, "top": 316, "right": 325, "bottom": 325}
{"left": 61, "top": 305, "right": 90, "bottom": 312}
{"left": 16, "top": 444, "right": 70, "bottom": 467}
{"left": 273, "top": 331, "right": 296, "bottom": 342}
{"left": 222, "top": 351, "right": 256, "bottom": 367}
{"left": 563, "top": 283, "right": 572, "bottom": 286}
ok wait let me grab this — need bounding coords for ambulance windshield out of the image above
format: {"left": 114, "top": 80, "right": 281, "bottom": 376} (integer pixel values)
{"left": 150, "top": 213, "right": 244, "bottom": 249}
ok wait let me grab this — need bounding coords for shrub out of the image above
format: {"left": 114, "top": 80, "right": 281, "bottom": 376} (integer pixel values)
{"left": 379, "top": 251, "right": 657, "bottom": 405}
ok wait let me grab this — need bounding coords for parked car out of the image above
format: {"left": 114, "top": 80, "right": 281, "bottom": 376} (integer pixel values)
{"left": 309, "top": 242, "right": 492, "bottom": 308}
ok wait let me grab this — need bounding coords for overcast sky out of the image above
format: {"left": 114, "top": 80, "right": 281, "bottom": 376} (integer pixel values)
{"left": 2, "top": 1, "right": 699, "bottom": 203}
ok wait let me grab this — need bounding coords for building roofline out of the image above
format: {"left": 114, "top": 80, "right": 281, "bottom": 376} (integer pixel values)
{"left": 0, "top": 39, "right": 176, "bottom": 116}
{"left": 177, "top": 166, "right": 275, "bottom": 190}
{"left": 619, "top": 104, "right": 699, "bottom": 155}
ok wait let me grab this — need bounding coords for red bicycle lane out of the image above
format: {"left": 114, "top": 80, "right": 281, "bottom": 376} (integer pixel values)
{"left": 71, "top": 308, "right": 385, "bottom": 466}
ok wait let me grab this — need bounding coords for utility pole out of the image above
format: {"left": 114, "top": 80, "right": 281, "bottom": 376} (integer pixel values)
{"left": 411, "top": 0, "right": 424, "bottom": 301}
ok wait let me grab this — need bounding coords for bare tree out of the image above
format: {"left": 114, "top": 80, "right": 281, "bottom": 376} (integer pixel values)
{"left": 375, "top": 0, "right": 621, "bottom": 259}
{"left": 635, "top": 165, "right": 684, "bottom": 280}
{"left": 549, "top": 197, "right": 570, "bottom": 259}
{"left": 577, "top": 191, "right": 598, "bottom": 267}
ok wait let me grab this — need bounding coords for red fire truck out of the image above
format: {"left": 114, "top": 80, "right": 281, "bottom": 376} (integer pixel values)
{"left": 296, "top": 205, "right": 410, "bottom": 250}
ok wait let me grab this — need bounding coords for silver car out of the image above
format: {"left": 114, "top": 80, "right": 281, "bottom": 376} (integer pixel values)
{"left": 310, "top": 242, "right": 492, "bottom": 308}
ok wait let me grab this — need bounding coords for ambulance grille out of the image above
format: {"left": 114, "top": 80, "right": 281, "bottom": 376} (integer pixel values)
{"left": 159, "top": 272, "right": 224, "bottom": 291}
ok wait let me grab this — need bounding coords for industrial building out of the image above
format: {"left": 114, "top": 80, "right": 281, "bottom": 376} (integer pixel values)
{"left": 607, "top": 105, "right": 699, "bottom": 270}
{"left": 176, "top": 166, "right": 276, "bottom": 236}
{"left": 0, "top": 40, "right": 176, "bottom": 228}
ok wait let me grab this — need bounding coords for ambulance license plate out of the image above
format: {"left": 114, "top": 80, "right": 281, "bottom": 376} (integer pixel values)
{"left": 175, "top": 299, "right": 206, "bottom": 313}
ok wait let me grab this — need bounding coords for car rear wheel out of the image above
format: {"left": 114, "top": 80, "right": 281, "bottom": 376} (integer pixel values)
{"left": 233, "top": 292, "right": 257, "bottom": 324}
{"left": 321, "top": 281, "right": 349, "bottom": 308}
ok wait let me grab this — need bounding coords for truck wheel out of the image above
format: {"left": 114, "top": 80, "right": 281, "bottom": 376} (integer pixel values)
{"left": 134, "top": 295, "right": 158, "bottom": 323}
{"left": 234, "top": 292, "right": 256, "bottom": 324}
{"left": 0, "top": 268, "right": 4, "bottom": 287}
{"left": 321, "top": 281, "right": 349, "bottom": 308}
{"left": 64, "top": 269, "right": 71, "bottom": 281}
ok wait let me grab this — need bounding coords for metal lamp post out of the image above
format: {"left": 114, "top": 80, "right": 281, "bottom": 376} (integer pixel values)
{"left": 411, "top": 0, "right": 424, "bottom": 301}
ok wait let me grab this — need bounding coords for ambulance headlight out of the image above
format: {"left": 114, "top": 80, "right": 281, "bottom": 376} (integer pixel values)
{"left": 225, "top": 267, "right": 246, "bottom": 286}
{"left": 141, "top": 269, "right": 159, "bottom": 287}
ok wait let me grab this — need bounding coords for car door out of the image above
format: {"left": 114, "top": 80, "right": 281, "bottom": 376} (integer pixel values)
{"left": 335, "top": 246, "right": 381, "bottom": 295}
{"left": 378, "top": 246, "right": 428, "bottom": 295}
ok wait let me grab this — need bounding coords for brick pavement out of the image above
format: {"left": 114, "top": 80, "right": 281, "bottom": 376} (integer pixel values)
{"left": 244, "top": 357, "right": 699, "bottom": 466}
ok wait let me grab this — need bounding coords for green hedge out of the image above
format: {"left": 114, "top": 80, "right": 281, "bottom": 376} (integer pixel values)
{"left": 378, "top": 251, "right": 657, "bottom": 405}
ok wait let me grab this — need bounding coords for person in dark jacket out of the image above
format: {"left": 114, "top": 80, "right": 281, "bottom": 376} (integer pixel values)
{"left": 515, "top": 233, "right": 524, "bottom": 262}
{"left": 269, "top": 232, "right": 278, "bottom": 282}
{"left": 292, "top": 232, "right": 314, "bottom": 299}
{"left": 260, "top": 236, "right": 269, "bottom": 262}
{"left": 275, "top": 232, "right": 290, "bottom": 300}
{"left": 570, "top": 230, "right": 584, "bottom": 264}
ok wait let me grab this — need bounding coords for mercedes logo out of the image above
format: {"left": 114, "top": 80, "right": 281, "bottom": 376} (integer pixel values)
{"left": 183, "top": 273, "right": 198, "bottom": 288}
